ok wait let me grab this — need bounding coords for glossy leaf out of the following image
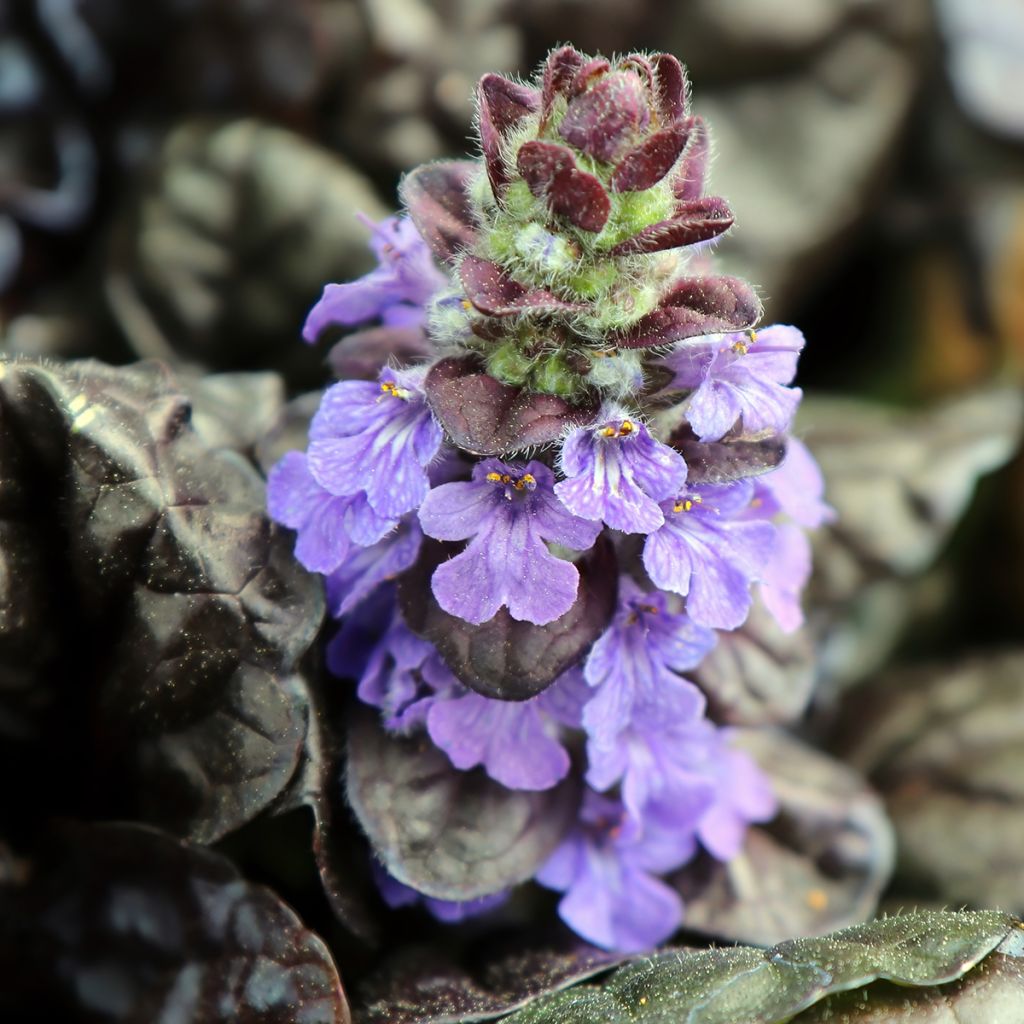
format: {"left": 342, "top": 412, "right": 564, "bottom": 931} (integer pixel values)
{"left": 400, "top": 537, "right": 618, "bottom": 700}
{"left": 0, "top": 822, "right": 349, "bottom": 1023}
{"left": 424, "top": 356, "right": 597, "bottom": 457}
{"left": 501, "top": 911, "right": 1024, "bottom": 1024}
{"left": 345, "top": 710, "right": 579, "bottom": 901}
{"left": 0, "top": 359, "right": 323, "bottom": 843}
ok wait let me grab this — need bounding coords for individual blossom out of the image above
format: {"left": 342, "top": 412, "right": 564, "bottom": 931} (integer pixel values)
{"left": 757, "top": 522, "right": 813, "bottom": 633}
{"left": 582, "top": 576, "right": 714, "bottom": 748}
{"left": 554, "top": 412, "right": 688, "bottom": 534}
{"left": 660, "top": 325, "right": 805, "bottom": 442}
{"left": 755, "top": 436, "right": 835, "bottom": 529}
{"left": 535, "top": 791, "right": 698, "bottom": 952}
{"left": 303, "top": 214, "right": 448, "bottom": 341}
{"left": 417, "top": 460, "right": 601, "bottom": 625}
{"left": 266, "top": 451, "right": 393, "bottom": 573}
{"left": 642, "top": 480, "right": 776, "bottom": 629}
{"left": 426, "top": 672, "right": 583, "bottom": 791}
{"left": 306, "top": 365, "right": 444, "bottom": 525}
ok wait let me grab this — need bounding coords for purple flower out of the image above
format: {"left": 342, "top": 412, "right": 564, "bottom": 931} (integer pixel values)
{"left": 303, "top": 215, "right": 448, "bottom": 341}
{"left": 266, "top": 451, "right": 393, "bottom": 573}
{"left": 324, "top": 517, "right": 423, "bottom": 618}
{"left": 755, "top": 437, "right": 834, "bottom": 529}
{"left": 426, "top": 682, "right": 573, "bottom": 792}
{"left": 333, "top": 605, "right": 458, "bottom": 732}
{"left": 661, "top": 324, "right": 805, "bottom": 442}
{"left": 417, "top": 460, "right": 601, "bottom": 625}
{"left": 307, "top": 366, "right": 444, "bottom": 525}
{"left": 535, "top": 791, "right": 695, "bottom": 952}
{"left": 696, "top": 739, "right": 777, "bottom": 860}
{"left": 582, "top": 577, "right": 714, "bottom": 749}
{"left": 585, "top": 703, "right": 718, "bottom": 823}
{"left": 642, "top": 480, "right": 776, "bottom": 629}
{"left": 758, "top": 522, "right": 812, "bottom": 633}
{"left": 554, "top": 412, "right": 688, "bottom": 534}
{"left": 372, "top": 863, "right": 508, "bottom": 923}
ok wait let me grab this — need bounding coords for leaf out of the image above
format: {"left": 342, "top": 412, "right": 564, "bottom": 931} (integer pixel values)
{"left": 837, "top": 650, "right": 1024, "bottom": 912}
{"left": 345, "top": 709, "right": 579, "bottom": 901}
{"left": 356, "top": 942, "right": 629, "bottom": 1024}
{"left": 671, "top": 424, "right": 786, "bottom": 485}
{"left": 673, "top": 730, "right": 895, "bottom": 946}
{"left": 106, "top": 118, "right": 389, "bottom": 386}
{"left": 400, "top": 537, "right": 618, "bottom": 701}
{"left": 0, "top": 822, "right": 349, "bottom": 1023}
{"left": 0, "top": 358, "right": 323, "bottom": 842}
{"left": 615, "top": 274, "right": 761, "bottom": 347}
{"left": 500, "top": 910, "right": 1024, "bottom": 1024}
{"left": 400, "top": 161, "right": 480, "bottom": 267}
{"left": 609, "top": 126, "right": 690, "bottom": 193}
{"left": 802, "top": 388, "right": 1024, "bottom": 587}
{"left": 460, "top": 256, "right": 586, "bottom": 315}
{"left": 516, "top": 142, "right": 611, "bottom": 233}
{"left": 478, "top": 74, "right": 540, "bottom": 198}
{"left": 692, "top": 596, "right": 815, "bottom": 726}
{"left": 424, "top": 355, "right": 597, "bottom": 457}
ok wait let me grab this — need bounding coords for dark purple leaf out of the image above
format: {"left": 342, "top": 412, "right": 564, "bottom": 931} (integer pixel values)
{"left": 400, "top": 537, "right": 617, "bottom": 701}
{"left": 610, "top": 127, "right": 690, "bottom": 193}
{"left": 516, "top": 141, "right": 611, "bottom": 233}
{"left": 540, "top": 46, "right": 586, "bottom": 124}
{"left": 425, "top": 355, "right": 597, "bottom": 457}
{"left": 672, "top": 117, "right": 710, "bottom": 201}
{"left": 609, "top": 196, "right": 733, "bottom": 255}
{"left": 460, "top": 256, "right": 586, "bottom": 316}
{"left": 399, "top": 161, "right": 479, "bottom": 267}
{"left": 0, "top": 360, "right": 322, "bottom": 842}
{"left": 616, "top": 274, "right": 761, "bottom": 347}
{"left": 345, "top": 709, "right": 579, "bottom": 900}
{"left": 0, "top": 822, "right": 349, "bottom": 1023}
{"left": 692, "top": 597, "right": 816, "bottom": 726}
{"left": 478, "top": 74, "right": 540, "bottom": 199}
{"left": 652, "top": 52, "right": 691, "bottom": 123}
{"left": 671, "top": 425, "right": 786, "bottom": 484}
{"left": 558, "top": 72, "right": 650, "bottom": 163}
{"left": 327, "top": 326, "right": 431, "bottom": 381}
{"left": 356, "top": 941, "right": 629, "bottom": 1024}
{"left": 673, "top": 730, "right": 894, "bottom": 945}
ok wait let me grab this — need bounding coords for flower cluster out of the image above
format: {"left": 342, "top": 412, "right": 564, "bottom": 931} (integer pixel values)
{"left": 268, "top": 45, "right": 832, "bottom": 952}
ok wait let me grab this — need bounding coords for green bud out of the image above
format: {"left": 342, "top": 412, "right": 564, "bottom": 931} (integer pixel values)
{"left": 487, "top": 342, "right": 534, "bottom": 386}
{"left": 532, "top": 353, "right": 579, "bottom": 397}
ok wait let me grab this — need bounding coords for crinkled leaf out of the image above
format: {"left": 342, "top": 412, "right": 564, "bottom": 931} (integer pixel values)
{"left": 460, "top": 256, "right": 586, "bottom": 315}
{"left": 609, "top": 126, "right": 690, "bottom": 193}
{"left": 106, "top": 118, "right": 388, "bottom": 386}
{"left": 838, "top": 651, "right": 1024, "bottom": 912}
{"left": 400, "top": 537, "right": 618, "bottom": 700}
{"left": 558, "top": 71, "right": 649, "bottom": 163}
{"left": 345, "top": 709, "right": 579, "bottom": 901}
{"left": 541, "top": 46, "right": 587, "bottom": 123}
{"left": 183, "top": 370, "right": 286, "bottom": 453}
{"left": 671, "top": 424, "right": 786, "bottom": 485}
{"left": 400, "top": 161, "right": 479, "bottom": 267}
{"left": 672, "top": 116, "right": 710, "bottom": 201}
{"left": 0, "top": 358, "right": 323, "bottom": 842}
{"left": 501, "top": 911, "right": 1024, "bottom": 1024}
{"left": 693, "top": 597, "right": 815, "bottom": 726}
{"left": 615, "top": 274, "right": 761, "bottom": 347}
{"left": 356, "top": 942, "right": 629, "bottom": 1024}
{"left": 425, "top": 355, "right": 597, "bottom": 457}
{"left": 0, "top": 822, "right": 349, "bottom": 1023}
{"left": 327, "top": 326, "right": 432, "bottom": 382}
{"left": 673, "top": 730, "right": 894, "bottom": 945}
{"left": 517, "top": 142, "right": 611, "bottom": 233}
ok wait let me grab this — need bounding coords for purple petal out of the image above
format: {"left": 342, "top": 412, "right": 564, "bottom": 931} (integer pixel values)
{"left": 757, "top": 437, "right": 835, "bottom": 528}
{"left": 426, "top": 690, "right": 570, "bottom": 791}
{"left": 758, "top": 522, "right": 811, "bottom": 633}
{"left": 697, "top": 744, "right": 776, "bottom": 861}
{"left": 267, "top": 451, "right": 323, "bottom": 530}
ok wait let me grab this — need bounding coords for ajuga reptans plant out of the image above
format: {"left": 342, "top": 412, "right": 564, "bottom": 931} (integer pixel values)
{"left": 269, "top": 45, "right": 833, "bottom": 952}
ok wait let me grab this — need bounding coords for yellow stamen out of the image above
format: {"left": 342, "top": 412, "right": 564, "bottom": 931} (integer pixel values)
{"left": 486, "top": 472, "right": 503, "bottom": 483}
{"left": 599, "top": 426, "right": 616, "bottom": 437}
{"left": 619, "top": 420, "right": 634, "bottom": 436}
{"left": 521, "top": 473, "right": 535, "bottom": 487}
{"left": 461, "top": 299, "right": 473, "bottom": 311}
